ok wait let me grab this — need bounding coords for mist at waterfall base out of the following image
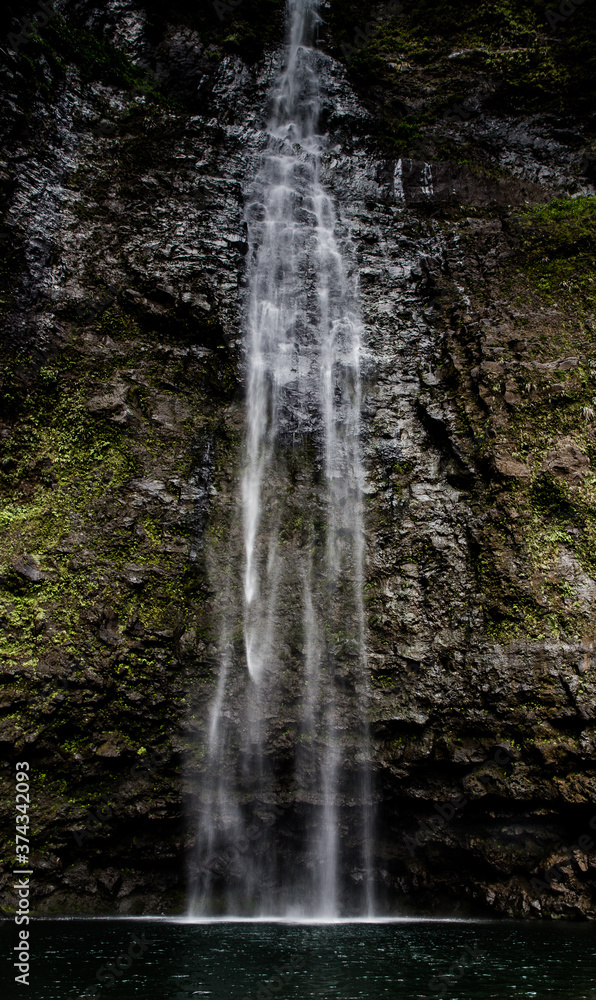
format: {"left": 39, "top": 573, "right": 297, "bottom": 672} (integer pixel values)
{"left": 10, "top": 919, "right": 595, "bottom": 1000}
{"left": 189, "top": 0, "right": 373, "bottom": 916}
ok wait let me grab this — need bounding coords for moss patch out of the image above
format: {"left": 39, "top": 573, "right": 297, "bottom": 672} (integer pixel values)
{"left": 328, "top": 0, "right": 596, "bottom": 155}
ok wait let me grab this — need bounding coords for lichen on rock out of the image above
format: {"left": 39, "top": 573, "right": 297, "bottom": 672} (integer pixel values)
{"left": 0, "top": 0, "right": 594, "bottom": 918}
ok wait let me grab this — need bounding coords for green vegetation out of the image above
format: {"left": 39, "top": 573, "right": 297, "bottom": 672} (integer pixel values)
{"left": 328, "top": 0, "right": 596, "bottom": 154}
{"left": 372, "top": 672, "right": 395, "bottom": 689}
{"left": 393, "top": 460, "right": 414, "bottom": 475}
{"left": 142, "top": 0, "right": 286, "bottom": 63}
{"left": 439, "top": 194, "right": 596, "bottom": 642}
{"left": 0, "top": 3, "right": 165, "bottom": 118}
{"left": 0, "top": 294, "right": 238, "bottom": 759}
{"left": 515, "top": 196, "right": 596, "bottom": 307}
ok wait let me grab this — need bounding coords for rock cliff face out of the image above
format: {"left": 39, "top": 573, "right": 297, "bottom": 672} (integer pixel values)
{"left": 0, "top": 0, "right": 595, "bottom": 917}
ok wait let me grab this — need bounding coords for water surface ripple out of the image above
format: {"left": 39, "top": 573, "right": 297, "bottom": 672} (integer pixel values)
{"left": 9, "top": 919, "right": 595, "bottom": 1000}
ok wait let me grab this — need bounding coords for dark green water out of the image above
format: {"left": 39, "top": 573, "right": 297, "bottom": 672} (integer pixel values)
{"left": 2, "top": 918, "right": 595, "bottom": 1000}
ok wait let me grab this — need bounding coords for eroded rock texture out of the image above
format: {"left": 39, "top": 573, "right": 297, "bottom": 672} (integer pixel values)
{"left": 0, "top": 0, "right": 595, "bottom": 917}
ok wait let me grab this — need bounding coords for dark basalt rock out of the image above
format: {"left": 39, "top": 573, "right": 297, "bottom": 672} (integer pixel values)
{"left": 0, "top": 0, "right": 594, "bottom": 919}
{"left": 12, "top": 555, "right": 45, "bottom": 583}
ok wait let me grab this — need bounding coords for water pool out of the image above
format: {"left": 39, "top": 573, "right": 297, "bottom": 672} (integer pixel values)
{"left": 3, "top": 917, "right": 594, "bottom": 1000}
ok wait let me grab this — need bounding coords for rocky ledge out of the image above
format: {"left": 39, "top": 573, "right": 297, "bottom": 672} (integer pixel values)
{"left": 0, "top": 0, "right": 594, "bottom": 918}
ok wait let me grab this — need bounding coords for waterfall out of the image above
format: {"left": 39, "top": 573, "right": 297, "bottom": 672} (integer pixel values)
{"left": 190, "top": 0, "right": 374, "bottom": 917}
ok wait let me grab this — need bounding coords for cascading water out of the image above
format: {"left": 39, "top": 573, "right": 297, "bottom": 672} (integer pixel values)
{"left": 189, "top": 0, "right": 374, "bottom": 917}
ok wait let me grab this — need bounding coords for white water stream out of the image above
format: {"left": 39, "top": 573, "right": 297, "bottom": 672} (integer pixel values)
{"left": 190, "top": 0, "right": 374, "bottom": 917}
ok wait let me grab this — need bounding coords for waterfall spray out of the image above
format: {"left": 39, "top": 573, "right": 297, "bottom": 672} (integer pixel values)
{"left": 190, "top": 0, "right": 374, "bottom": 918}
